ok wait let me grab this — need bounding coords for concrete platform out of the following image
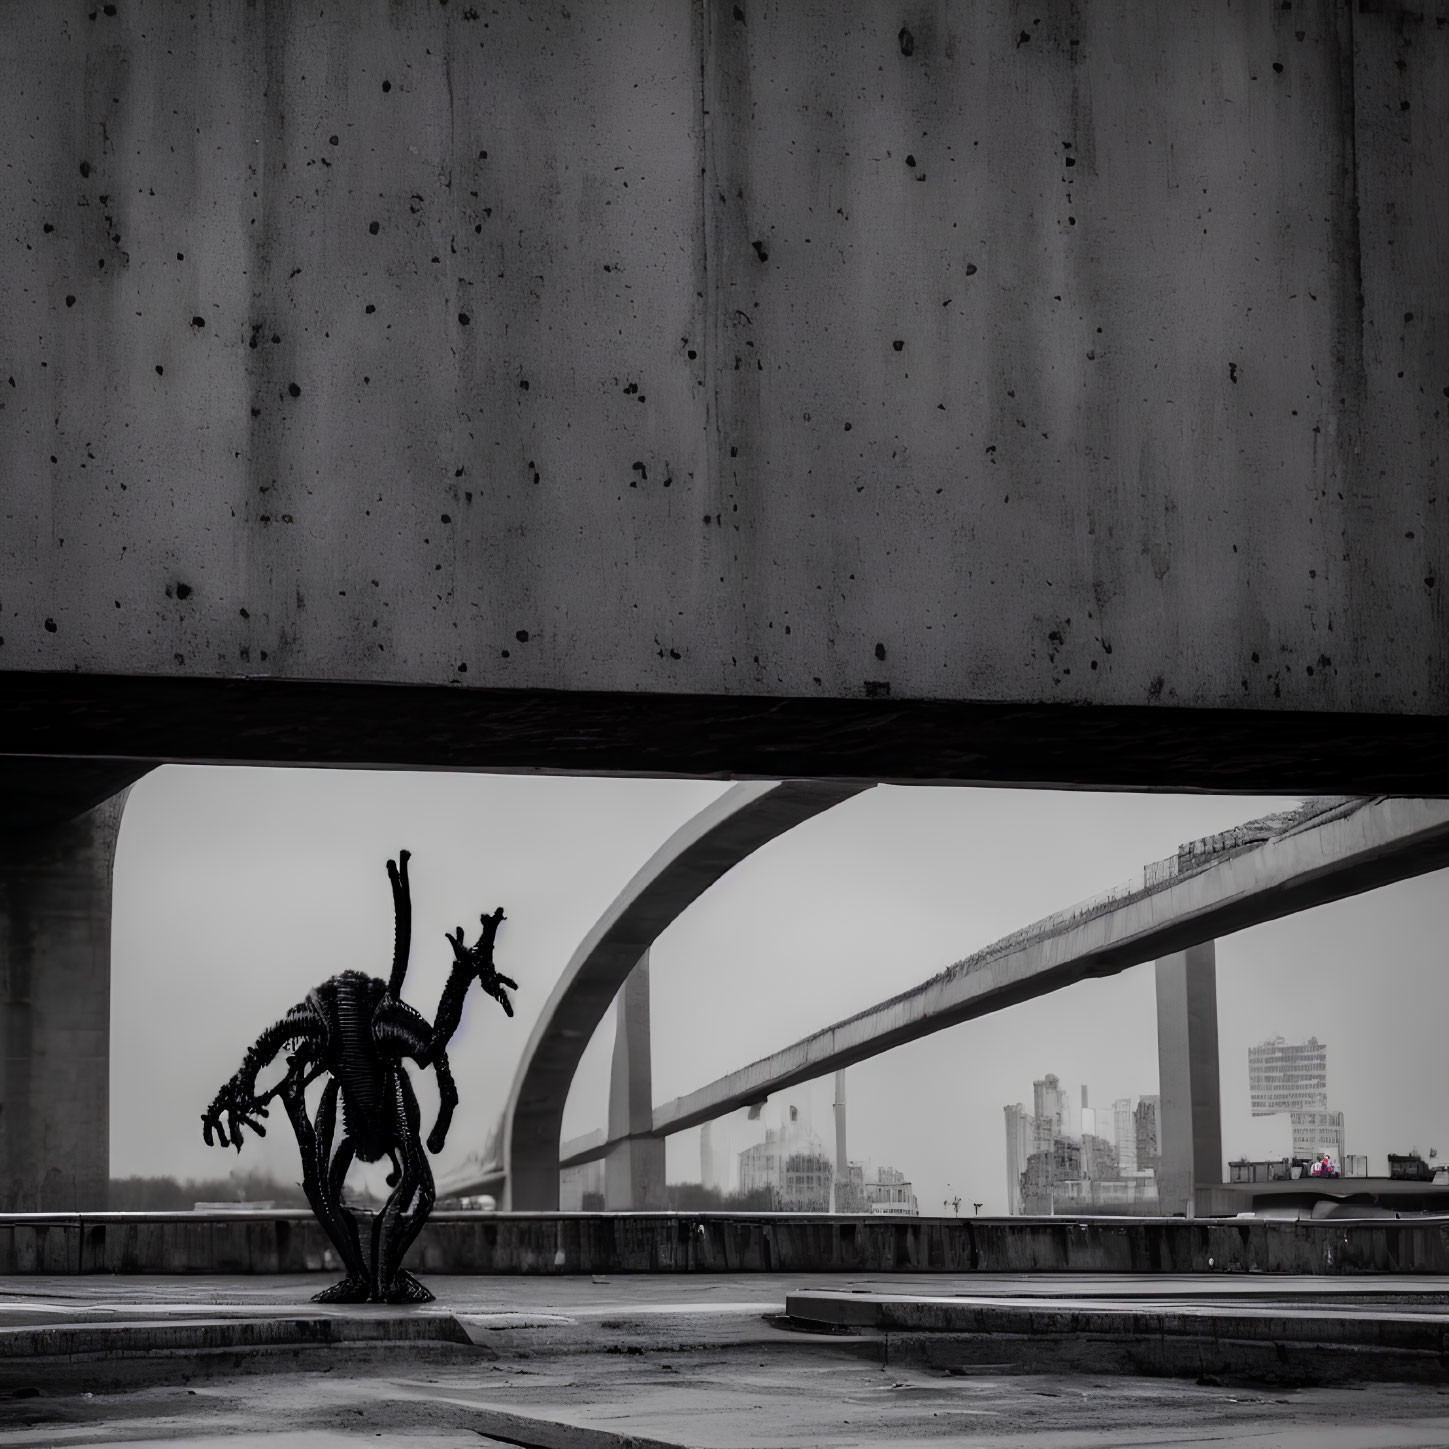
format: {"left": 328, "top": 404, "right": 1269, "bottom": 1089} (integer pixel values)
{"left": 9, "top": 1277, "right": 1449, "bottom": 1448}
{"left": 10, "top": 1272, "right": 1449, "bottom": 1389}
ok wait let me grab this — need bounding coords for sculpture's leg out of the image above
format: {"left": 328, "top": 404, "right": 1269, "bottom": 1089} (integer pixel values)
{"left": 280, "top": 1077, "right": 369, "bottom": 1303}
{"left": 371, "top": 1071, "right": 436, "bottom": 1304}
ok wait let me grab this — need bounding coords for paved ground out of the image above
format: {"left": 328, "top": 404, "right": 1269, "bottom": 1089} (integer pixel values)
{"left": 8, "top": 1274, "right": 1449, "bottom": 1446}
{"left": 11, "top": 1269, "right": 1449, "bottom": 1326}
{"left": 7, "top": 1354, "right": 1449, "bottom": 1447}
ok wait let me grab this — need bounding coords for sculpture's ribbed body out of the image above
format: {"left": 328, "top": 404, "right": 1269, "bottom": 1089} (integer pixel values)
{"left": 201, "top": 852, "right": 514, "bottom": 1304}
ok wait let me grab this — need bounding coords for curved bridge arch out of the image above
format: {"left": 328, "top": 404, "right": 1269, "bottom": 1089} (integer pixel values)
{"left": 501, "top": 778, "right": 869, "bottom": 1210}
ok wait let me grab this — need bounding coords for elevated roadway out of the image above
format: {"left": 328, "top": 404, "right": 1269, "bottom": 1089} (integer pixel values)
{"left": 557, "top": 796, "right": 1449, "bottom": 1168}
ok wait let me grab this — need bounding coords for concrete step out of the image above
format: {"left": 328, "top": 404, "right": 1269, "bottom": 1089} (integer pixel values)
{"left": 786, "top": 1289, "right": 1449, "bottom": 1384}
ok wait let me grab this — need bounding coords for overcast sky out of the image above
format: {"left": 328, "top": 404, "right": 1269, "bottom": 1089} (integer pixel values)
{"left": 111, "top": 767, "right": 1449, "bottom": 1213}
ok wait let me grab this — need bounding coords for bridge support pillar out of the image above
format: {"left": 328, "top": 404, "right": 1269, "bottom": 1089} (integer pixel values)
{"left": 0, "top": 791, "right": 128, "bottom": 1211}
{"left": 604, "top": 951, "right": 664, "bottom": 1210}
{"left": 1155, "top": 941, "right": 1222, "bottom": 1216}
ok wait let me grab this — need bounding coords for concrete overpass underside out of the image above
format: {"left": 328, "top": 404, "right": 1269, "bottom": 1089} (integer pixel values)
{"left": 0, "top": 2, "right": 1445, "bottom": 796}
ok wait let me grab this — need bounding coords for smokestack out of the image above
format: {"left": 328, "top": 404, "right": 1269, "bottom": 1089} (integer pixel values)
{"left": 833, "top": 1070, "right": 848, "bottom": 1179}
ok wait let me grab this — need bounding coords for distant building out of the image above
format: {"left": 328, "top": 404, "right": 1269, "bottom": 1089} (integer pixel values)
{"left": 1020, "top": 1138, "right": 1082, "bottom": 1213}
{"left": 739, "top": 1130, "right": 787, "bottom": 1197}
{"left": 1004, "top": 1103, "right": 1055, "bottom": 1214}
{"left": 1009, "top": 1074, "right": 1161, "bottom": 1215}
{"left": 1113, "top": 1098, "right": 1137, "bottom": 1174}
{"left": 739, "top": 1104, "right": 836, "bottom": 1208}
{"left": 1248, "top": 1036, "right": 1344, "bottom": 1164}
{"left": 782, "top": 1152, "right": 833, "bottom": 1212}
{"left": 1134, "top": 1095, "right": 1161, "bottom": 1178}
{"left": 1290, "top": 1110, "right": 1346, "bottom": 1162}
{"left": 835, "top": 1161, "right": 866, "bottom": 1214}
{"left": 1249, "top": 1037, "right": 1328, "bottom": 1114}
{"left": 863, "top": 1166, "right": 918, "bottom": 1215}
{"left": 1034, "top": 1074, "right": 1069, "bottom": 1135}
{"left": 1081, "top": 1133, "right": 1120, "bottom": 1181}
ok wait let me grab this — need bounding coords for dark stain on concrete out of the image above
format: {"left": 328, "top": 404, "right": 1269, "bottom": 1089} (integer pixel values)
{"left": 898, "top": 27, "right": 914, "bottom": 56}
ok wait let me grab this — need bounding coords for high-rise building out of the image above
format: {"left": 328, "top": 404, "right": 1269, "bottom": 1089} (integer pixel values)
{"left": 1248, "top": 1036, "right": 1344, "bottom": 1162}
{"left": 1249, "top": 1037, "right": 1328, "bottom": 1114}
{"left": 1034, "top": 1074, "right": 1068, "bottom": 1134}
{"left": 1113, "top": 1097, "right": 1137, "bottom": 1174}
{"left": 1135, "top": 1095, "right": 1161, "bottom": 1177}
{"left": 1005, "top": 1102, "right": 1056, "bottom": 1214}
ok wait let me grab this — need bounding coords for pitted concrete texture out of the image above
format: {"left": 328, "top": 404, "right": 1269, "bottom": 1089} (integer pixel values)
{"left": 2, "top": 3, "right": 1445, "bottom": 723}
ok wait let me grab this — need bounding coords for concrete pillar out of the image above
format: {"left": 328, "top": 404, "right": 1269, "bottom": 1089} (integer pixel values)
{"left": 1154, "top": 941, "right": 1222, "bottom": 1216}
{"left": 604, "top": 951, "right": 664, "bottom": 1210}
{"left": 0, "top": 791, "right": 128, "bottom": 1211}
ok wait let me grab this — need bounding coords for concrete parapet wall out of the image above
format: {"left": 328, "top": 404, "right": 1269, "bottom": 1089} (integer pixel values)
{"left": 6, "top": 1212, "right": 1449, "bottom": 1277}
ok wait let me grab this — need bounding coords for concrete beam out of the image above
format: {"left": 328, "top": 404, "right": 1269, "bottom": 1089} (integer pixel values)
{"left": 1155, "top": 943, "right": 1222, "bottom": 1216}
{"left": 4, "top": 681, "right": 1449, "bottom": 794}
{"left": 502, "top": 779, "right": 869, "bottom": 1210}
{"left": 642, "top": 798, "right": 1449, "bottom": 1142}
{"left": 0, "top": 791, "right": 129, "bottom": 1210}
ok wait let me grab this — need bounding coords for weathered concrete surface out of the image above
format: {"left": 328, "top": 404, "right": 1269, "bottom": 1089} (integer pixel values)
{"left": 1, "top": 3, "right": 1445, "bottom": 761}
{"left": 786, "top": 1289, "right": 1449, "bottom": 1386}
{"left": 10, "top": 1355, "right": 1449, "bottom": 1448}
{"left": 641, "top": 796, "right": 1449, "bottom": 1142}
{"left": 17, "top": 1276, "right": 1449, "bottom": 1417}
{"left": 503, "top": 780, "right": 867, "bottom": 1210}
{"left": 14, "top": 1211, "right": 1449, "bottom": 1278}
{"left": 0, "top": 794, "right": 127, "bottom": 1211}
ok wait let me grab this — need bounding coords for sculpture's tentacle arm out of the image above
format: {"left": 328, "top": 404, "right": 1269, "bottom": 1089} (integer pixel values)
{"left": 428, "top": 1049, "right": 459, "bottom": 1156}
{"left": 386, "top": 849, "right": 412, "bottom": 998}
{"left": 430, "top": 908, "right": 512, "bottom": 1059}
{"left": 372, "top": 999, "right": 456, "bottom": 1152}
{"left": 202, "top": 1000, "right": 324, "bottom": 1151}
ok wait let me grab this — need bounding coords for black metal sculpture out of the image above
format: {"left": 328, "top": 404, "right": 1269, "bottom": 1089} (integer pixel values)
{"left": 201, "top": 850, "right": 515, "bottom": 1304}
